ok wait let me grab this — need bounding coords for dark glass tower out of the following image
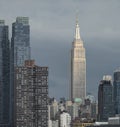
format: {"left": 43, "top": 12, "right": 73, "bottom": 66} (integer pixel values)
{"left": 113, "top": 69, "right": 120, "bottom": 114}
{"left": 0, "top": 20, "right": 10, "bottom": 126}
{"left": 11, "top": 17, "right": 31, "bottom": 66}
{"left": 98, "top": 75, "right": 114, "bottom": 121}
{"left": 10, "top": 17, "right": 31, "bottom": 126}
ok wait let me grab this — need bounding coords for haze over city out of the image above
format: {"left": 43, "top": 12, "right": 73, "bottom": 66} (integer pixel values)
{"left": 1, "top": 0, "right": 120, "bottom": 99}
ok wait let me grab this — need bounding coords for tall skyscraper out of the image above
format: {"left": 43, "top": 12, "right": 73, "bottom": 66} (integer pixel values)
{"left": 0, "top": 20, "right": 10, "bottom": 126}
{"left": 113, "top": 68, "right": 120, "bottom": 114}
{"left": 11, "top": 17, "right": 31, "bottom": 66}
{"left": 14, "top": 60, "right": 48, "bottom": 127}
{"left": 10, "top": 17, "right": 31, "bottom": 126}
{"left": 71, "top": 17, "right": 86, "bottom": 101}
{"left": 98, "top": 75, "right": 114, "bottom": 121}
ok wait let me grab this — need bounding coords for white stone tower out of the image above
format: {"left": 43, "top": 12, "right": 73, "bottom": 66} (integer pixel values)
{"left": 71, "top": 17, "right": 86, "bottom": 101}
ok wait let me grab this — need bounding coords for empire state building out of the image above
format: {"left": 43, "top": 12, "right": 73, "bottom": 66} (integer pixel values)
{"left": 71, "top": 18, "right": 86, "bottom": 101}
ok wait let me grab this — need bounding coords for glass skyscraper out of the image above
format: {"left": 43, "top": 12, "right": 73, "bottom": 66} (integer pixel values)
{"left": 11, "top": 17, "right": 31, "bottom": 66}
{"left": 10, "top": 17, "right": 31, "bottom": 126}
{"left": 98, "top": 75, "right": 114, "bottom": 121}
{"left": 0, "top": 20, "right": 10, "bottom": 126}
{"left": 113, "top": 69, "right": 120, "bottom": 114}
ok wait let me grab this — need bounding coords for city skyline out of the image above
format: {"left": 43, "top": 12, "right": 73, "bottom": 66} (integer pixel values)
{"left": 0, "top": 0, "right": 120, "bottom": 99}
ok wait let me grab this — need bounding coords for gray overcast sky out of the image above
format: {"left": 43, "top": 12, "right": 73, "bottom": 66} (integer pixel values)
{"left": 1, "top": 0, "right": 120, "bottom": 100}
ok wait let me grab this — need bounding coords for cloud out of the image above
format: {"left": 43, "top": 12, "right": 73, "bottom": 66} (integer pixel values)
{"left": 0, "top": 0, "right": 120, "bottom": 100}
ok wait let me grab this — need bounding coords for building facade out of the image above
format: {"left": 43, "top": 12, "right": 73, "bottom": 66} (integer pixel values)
{"left": 10, "top": 17, "right": 31, "bottom": 126}
{"left": 50, "top": 99, "right": 59, "bottom": 120}
{"left": 86, "top": 125, "right": 120, "bottom": 127}
{"left": 71, "top": 17, "right": 86, "bottom": 101}
{"left": 60, "top": 112, "right": 71, "bottom": 127}
{"left": 14, "top": 60, "right": 48, "bottom": 127}
{"left": 98, "top": 75, "right": 114, "bottom": 121}
{"left": 113, "top": 69, "right": 120, "bottom": 114}
{"left": 108, "top": 116, "right": 120, "bottom": 125}
{"left": 72, "top": 122, "right": 94, "bottom": 127}
{"left": 11, "top": 17, "right": 31, "bottom": 66}
{"left": 0, "top": 20, "right": 10, "bottom": 126}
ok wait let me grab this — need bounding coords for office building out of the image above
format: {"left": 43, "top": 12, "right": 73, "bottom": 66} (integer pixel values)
{"left": 11, "top": 17, "right": 31, "bottom": 66}
{"left": 0, "top": 20, "right": 10, "bottom": 126}
{"left": 108, "top": 116, "right": 120, "bottom": 125}
{"left": 113, "top": 69, "right": 120, "bottom": 114}
{"left": 86, "top": 95, "right": 97, "bottom": 120}
{"left": 10, "top": 17, "right": 31, "bottom": 126}
{"left": 66, "top": 100, "right": 80, "bottom": 120}
{"left": 50, "top": 99, "right": 59, "bottom": 120}
{"left": 98, "top": 75, "right": 114, "bottom": 121}
{"left": 71, "top": 17, "right": 86, "bottom": 101}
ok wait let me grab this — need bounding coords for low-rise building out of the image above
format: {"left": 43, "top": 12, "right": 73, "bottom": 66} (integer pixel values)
{"left": 60, "top": 112, "right": 71, "bottom": 127}
{"left": 71, "top": 118, "right": 94, "bottom": 127}
{"left": 108, "top": 116, "right": 120, "bottom": 125}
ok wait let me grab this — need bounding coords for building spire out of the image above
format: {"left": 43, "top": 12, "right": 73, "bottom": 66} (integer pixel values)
{"left": 75, "top": 16, "right": 81, "bottom": 40}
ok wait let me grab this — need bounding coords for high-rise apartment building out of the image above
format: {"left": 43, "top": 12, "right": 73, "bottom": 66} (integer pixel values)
{"left": 14, "top": 60, "right": 48, "bottom": 127}
{"left": 113, "top": 69, "right": 120, "bottom": 114}
{"left": 11, "top": 17, "right": 31, "bottom": 66}
{"left": 0, "top": 20, "right": 10, "bottom": 126}
{"left": 71, "top": 17, "right": 86, "bottom": 101}
{"left": 98, "top": 75, "right": 114, "bottom": 121}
